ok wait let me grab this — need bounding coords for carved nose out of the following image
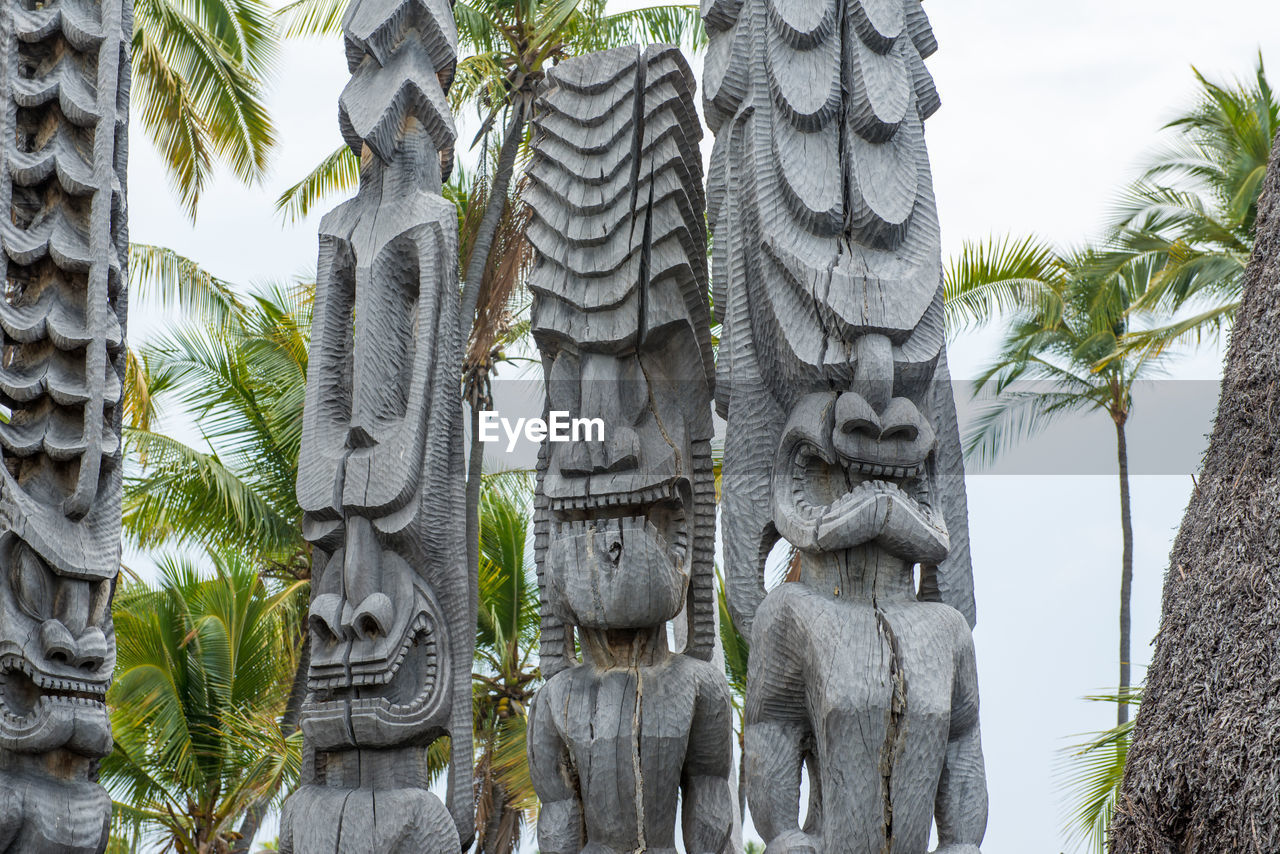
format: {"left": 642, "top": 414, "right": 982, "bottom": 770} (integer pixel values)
{"left": 346, "top": 593, "right": 394, "bottom": 640}
{"left": 309, "top": 593, "right": 345, "bottom": 644}
{"left": 835, "top": 394, "right": 923, "bottom": 441}
{"left": 39, "top": 621, "right": 107, "bottom": 671}
{"left": 835, "top": 392, "right": 881, "bottom": 438}
{"left": 852, "top": 333, "right": 894, "bottom": 413}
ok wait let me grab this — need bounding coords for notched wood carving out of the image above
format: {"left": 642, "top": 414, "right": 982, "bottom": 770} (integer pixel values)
{"left": 0, "top": 1, "right": 130, "bottom": 851}
{"left": 279, "top": 1, "right": 471, "bottom": 852}
{"left": 525, "top": 45, "right": 734, "bottom": 854}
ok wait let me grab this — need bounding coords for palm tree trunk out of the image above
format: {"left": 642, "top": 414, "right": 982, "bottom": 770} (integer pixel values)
{"left": 461, "top": 98, "right": 528, "bottom": 585}
{"left": 1115, "top": 415, "right": 1134, "bottom": 726}
{"left": 230, "top": 634, "right": 311, "bottom": 854}
{"left": 1110, "top": 130, "right": 1280, "bottom": 852}
{"left": 467, "top": 399, "right": 486, "bottom": 594}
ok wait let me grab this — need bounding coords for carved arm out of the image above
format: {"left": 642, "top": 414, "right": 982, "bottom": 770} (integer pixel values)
{"left": 527, "top": 692, "right": 585, "bottom": 854}
{"left": 933, "top": 629, "right": 988, "bottom": 853}
{"left": 682, "top": 672, "right": 735, "bottom": 854}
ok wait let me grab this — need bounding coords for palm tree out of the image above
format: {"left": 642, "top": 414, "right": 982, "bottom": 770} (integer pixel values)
{"left": 274, "top": 0, "right": 706, "bottom": 578}
{"left": 123, "top": 282, "right": 311, "bottom": 578}
{"left": 1057, "top": 688, "right": 1141, "bottom": 854}
{"left": 945, "top": 239, "right": 1176, "bottom": 725}
{"left": 472, "top": 470, "right": 542, "bottom": 854}
{"left": 1101, "top": 55, "right": 1278, "bottom": 359}
{"left": 121, "top": 281, "right": 313, "bottom": 852}
{"left": 103, "top": 553, "right": 305, "bottom": 853}
{"left": 133, "top": 0, "right": 280, "bottom": 217}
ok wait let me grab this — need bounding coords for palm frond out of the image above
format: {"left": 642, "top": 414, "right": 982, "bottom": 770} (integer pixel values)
{"left": 275, "top": 144, "right": 360, "bottom": 223}
{"left": 129, "top": 243, "right": 245, "bottom": 324}
{"left": 278, "top": 0, "right": 349, "bottom": 37}
{"left": 943, "top": 235, "right": 1066, "bottom": 333}
{"left": 123, "top": 428, "right": 300, "bottom": 558}
{"left": 962, "top": 388, "right": 1094, "bottom": 468}
{"left": 133, "top": 0, "right": 279, "bottom": 217}
{"left": 1056, "top": 687, "right": 1143, "bottom": 854}
{"left": 587, "top": 4, "right": 707, "bottom": 52}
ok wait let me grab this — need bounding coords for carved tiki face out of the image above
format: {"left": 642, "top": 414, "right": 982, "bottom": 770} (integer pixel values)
{"left": 0, "top": 502, "right": 117, "bottom": 759}
{"left": 533, "top": 277, "right": 715, "bottom": 630}
{"left": 295, "top": 191, "right": 462, "bottom": 752}
{"left": 770, "top": 327, "right": 948, "bottom": 564}
{"left": 0, "top": 240, "right": 123, "bottom": 763}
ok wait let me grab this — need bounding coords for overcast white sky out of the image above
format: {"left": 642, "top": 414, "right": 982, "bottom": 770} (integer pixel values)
{"left": 124, "top": 1, "right": 1280, "bottom": 851}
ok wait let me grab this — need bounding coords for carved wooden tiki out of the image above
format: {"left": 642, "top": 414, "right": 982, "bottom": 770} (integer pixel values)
{"left": 524, "top": 45, "right": 734, "bottom": 854}
{"left": 0, "top": 0, "right": 130, "bottom": 851}
{"left": 278, "top": 0, "right": 472, "bottom": 851}
{"left": 704, "top": 0, "right": 989, "bottom": 850}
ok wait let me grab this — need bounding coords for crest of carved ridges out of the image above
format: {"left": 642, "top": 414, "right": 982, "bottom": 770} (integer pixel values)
{"left": 0, "top": 0, "right": 130, "bottom": 851}
{"left": 525, "top": 45, "right": 733, "bottom": 854}
{"left": 280, "top": 0, "right": 470, "bottom": 851}
{"left": 707, "top": 0, "right": 987, "bottom": 849}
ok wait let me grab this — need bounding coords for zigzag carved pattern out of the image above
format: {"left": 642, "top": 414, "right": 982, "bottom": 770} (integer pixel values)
{"left": 528, "top": 44, "right": 712, "bottom": 382}
{"left": 338, "top": 0, "right": 458, "bottom": 179}
{"left": 0, "top": 0, "right": 128, "bottom": 524}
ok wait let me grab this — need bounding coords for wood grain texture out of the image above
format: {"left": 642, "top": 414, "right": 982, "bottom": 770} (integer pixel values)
{"left": 279, "top": 1, "right": 470, "bottom": 851}
{"left": 525, "top": 45, "right": 733, "bottom": 854}
{"left": 0, "top": 0, "right": 130, "bottom": 850}
{"left": 704, "top": 0, "right": 987, "bottom": 849}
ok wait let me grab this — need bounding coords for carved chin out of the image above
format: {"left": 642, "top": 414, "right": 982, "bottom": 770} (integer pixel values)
{"left": 0, "top": 657, "right": 110, "bottom": 756}
{"left": 547, "top": 516, "right": 689, "bottom": 629}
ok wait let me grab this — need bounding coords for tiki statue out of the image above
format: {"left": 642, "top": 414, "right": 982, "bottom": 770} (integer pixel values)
{"left": 525, "top": 45, "right": 734, "bottom": 854}
{"left": 279, "top": 0, "right": 472, "bottom": 851}
{"left": 704, "top": 0, "right": 989, "bottom": 850}
{"left": 0, "top": 0, "right": 131, "bottom": 851}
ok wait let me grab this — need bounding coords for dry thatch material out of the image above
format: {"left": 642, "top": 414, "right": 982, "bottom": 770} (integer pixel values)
{"left": 1111, "top": 131, "right": 1280, "bottom": 852}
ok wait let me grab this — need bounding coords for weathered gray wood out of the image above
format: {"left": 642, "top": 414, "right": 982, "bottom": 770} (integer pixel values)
{"left": 279, "top": 1, "right": 471, "bottom": 852}
{"left": 0, "top": 0, "right": 130, "bottom": 851}
{"left": 704, "top": 0, "right": 987, "bottom": 849}
{"left": 525, "top": 45, "right": 733, "bottom": 854}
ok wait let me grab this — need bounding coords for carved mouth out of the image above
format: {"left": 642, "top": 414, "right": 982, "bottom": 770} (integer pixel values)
{"left": 550, "top": 481, "right": 690, "bottom": 566}
{"left": 310, "top": 612, "right": 438, "bottom": 694}
{"left": 843, "top": 459, "right": 926, "bottom": 480}
{"left": 0, "top": 655, "right": 107, "bottom": 724}
{"left": 790, "top": 445, "right": 930, "bottom": 510}
{"left": 773, "top": 440, "right": 947, "bottom": 560}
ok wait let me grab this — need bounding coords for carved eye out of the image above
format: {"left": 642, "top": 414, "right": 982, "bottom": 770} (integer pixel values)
{"left": 547, "top": 351, "right": 581, "bottom": 414}
{"left": 87, "top": 578, "right": 112, "bottom": 629}
{"left": 10, "top": 542, "right": 51, "bottom": 620}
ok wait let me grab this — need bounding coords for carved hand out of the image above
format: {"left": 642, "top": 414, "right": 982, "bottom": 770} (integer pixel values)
{"left": 763, "top": 828, "right": 819, "bottom": 854}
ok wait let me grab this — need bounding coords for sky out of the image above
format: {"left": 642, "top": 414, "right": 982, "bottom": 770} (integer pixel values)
{"left": 123, "top": 1, "right": 1280, "bottom": 851}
